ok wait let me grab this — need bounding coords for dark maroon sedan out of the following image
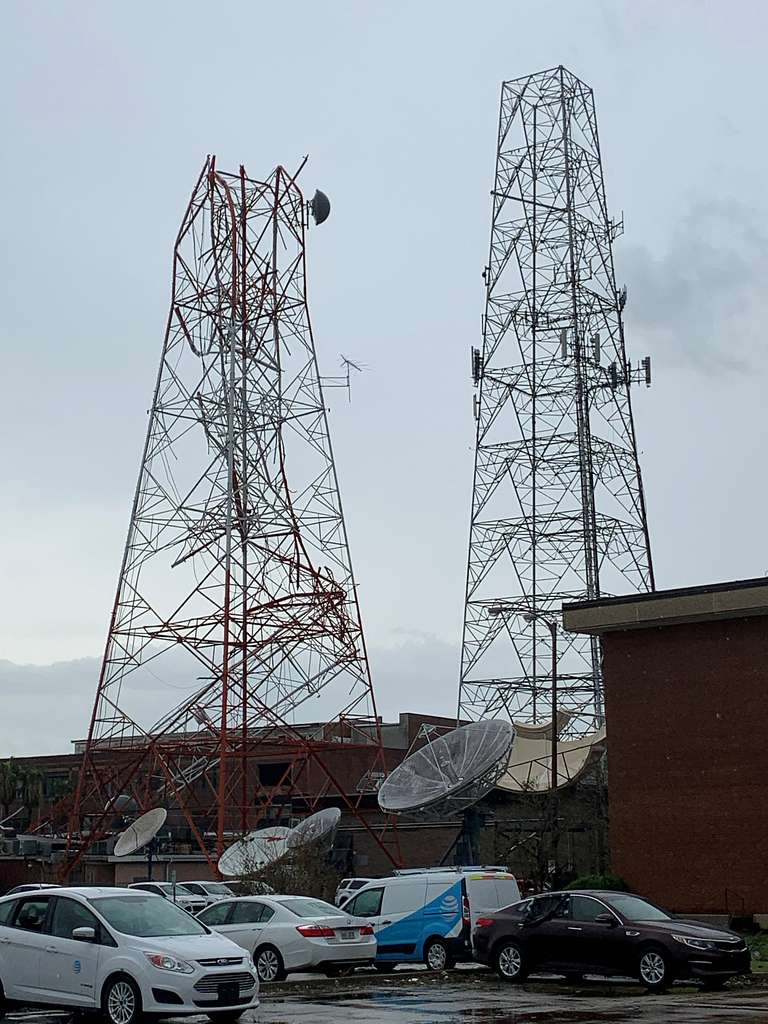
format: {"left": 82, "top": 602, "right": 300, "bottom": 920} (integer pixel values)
{"left": 473, "top": 890, "right": 750, "bottom": 991}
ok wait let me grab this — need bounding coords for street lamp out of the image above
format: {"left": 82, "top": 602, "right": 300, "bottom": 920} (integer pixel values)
{"left": 523, "top": 610, "right": 560, "bottom": 886}
{"left": 521, "top": 611, "right": 559, "bottom": 793}
{"left": 488, "top": 602, "right": 561, "bottom": 884}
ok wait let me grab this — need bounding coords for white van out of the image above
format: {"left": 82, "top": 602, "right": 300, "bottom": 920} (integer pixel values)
{"left": 339, "top": 866, "right": 520, "bottom": 971}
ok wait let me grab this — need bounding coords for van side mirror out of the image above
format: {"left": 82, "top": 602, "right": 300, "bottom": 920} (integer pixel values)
{"left": 72, "top": 926, "right": 96, "bottom": 942}
{"left": 594, "top": 913, "right": 616, "bottom": 927}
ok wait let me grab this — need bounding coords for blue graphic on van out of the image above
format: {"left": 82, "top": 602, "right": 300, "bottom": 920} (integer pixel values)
{"left": 73, "top": 960, "right": 81, "bottom": 974}
{"left": 440, "top": 893, "right": 459, "bottom": 914}
{"left": 375, "top": 879, "right": 464, "bottom": 963}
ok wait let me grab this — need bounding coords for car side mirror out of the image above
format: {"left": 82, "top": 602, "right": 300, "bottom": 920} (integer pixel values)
{"left": 72, "top": 926, "right": 96, "bottom": 942}
{"left": 594, "top": 913, "right": 617, "bottom": 927}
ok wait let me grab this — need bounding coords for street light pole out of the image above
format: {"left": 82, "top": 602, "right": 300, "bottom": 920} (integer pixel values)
{"left": 521, "top": 610, "right": 559, "bottom": 885}
{"left": 547, "top": 618, "right": 560, "bottom": 887}
{"left": 488, "top": 603, "right": 561, "bottom": 885}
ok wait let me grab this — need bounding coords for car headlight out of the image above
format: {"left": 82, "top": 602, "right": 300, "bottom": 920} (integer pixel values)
{"left": 144, "top": 952, "right": 195, "bottom": 974}
{"left": 672, "top": 934, "right": 715, "bottom": 951}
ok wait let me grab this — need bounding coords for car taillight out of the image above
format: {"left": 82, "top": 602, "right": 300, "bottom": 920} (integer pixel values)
{"left": 475, "top": 917, "right": 496, "bottom": 928}
{"left": 360, "top": 925, "right": 374, "bottom": 935}
{"left": 462, "top": 895, "right": 471, "bottom": 924}
{"left": 296, "top": 925, "right": 335, "bottom": 937}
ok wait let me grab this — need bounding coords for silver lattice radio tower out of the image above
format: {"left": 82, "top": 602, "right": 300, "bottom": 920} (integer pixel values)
{"left": 458, "top": 66, "right": 655, "bottom": 735}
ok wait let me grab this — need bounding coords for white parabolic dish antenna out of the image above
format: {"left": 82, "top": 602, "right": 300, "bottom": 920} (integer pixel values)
{"left": 113, "top": 808, "right": 167, "bottom": 857}
{"left": 378, "top": 720, "right": 515, "bottom": 816}
{"left": 218, "top": 826, "right": 292, "bottom": 877}
{"left": 286, "top": 808, "right": 341, "bottom": 851}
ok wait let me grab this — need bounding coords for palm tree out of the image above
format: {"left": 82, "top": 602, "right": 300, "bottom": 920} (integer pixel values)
{"left": 18, "top": 767, "right": 44, "bottom": 824}
{"left": 0, "top": 760, "right": 20, "bottom": 823}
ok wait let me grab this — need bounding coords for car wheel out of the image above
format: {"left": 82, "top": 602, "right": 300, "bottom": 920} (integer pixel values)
{"left": 254, "top": 944, "right": 286, "bottom": 983}
{"left": 638, "top": 947, "right": 674, "bottom": 992}
{"left": 374, "top": 962, "right": 397, "bottom": 973}
{"left": 495, "top": 940, "right": 527, "bottom": 983}
{"left": 424, "top": 937, "right": 453, "bottom": 971}
{"left": 102, "top": 975, "right": 143, "bottom": 1024}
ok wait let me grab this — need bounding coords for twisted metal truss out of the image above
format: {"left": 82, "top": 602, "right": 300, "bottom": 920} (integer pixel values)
{"left": 66, "top": 158, "right": 391, "bottom": 874}
{"left": 458, "top": 66, "right": 654, "bottom": 735}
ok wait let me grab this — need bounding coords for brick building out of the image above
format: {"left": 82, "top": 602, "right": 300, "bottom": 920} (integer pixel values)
{"left": 564, "top": 576, "right": 768, "bottom": 916}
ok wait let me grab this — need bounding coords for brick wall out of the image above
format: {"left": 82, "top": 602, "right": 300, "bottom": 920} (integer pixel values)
{"left": 603, "top": 616, "right": 768, "bottom": 915}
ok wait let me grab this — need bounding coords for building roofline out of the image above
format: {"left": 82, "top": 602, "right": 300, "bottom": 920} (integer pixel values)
{"left": 563, "top": 576, "right": 768, "bottom": 635}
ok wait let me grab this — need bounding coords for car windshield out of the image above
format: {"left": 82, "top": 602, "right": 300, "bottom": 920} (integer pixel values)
{"left": 91, "top": 895, "right": 208, "bottom": 936}
{"left": 276, "top": 898, "right": 339, "bottom": 918}
{"left": 603, "top": 894, "right": 671, "bottom": 921}
{"left": 203, "top": 883, "right": 233, "bottom": 896}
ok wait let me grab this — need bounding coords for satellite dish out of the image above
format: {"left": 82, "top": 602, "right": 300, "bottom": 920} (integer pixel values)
{"left": 378, "top": 720, "right": 514, "bottom": 817}
{"left": 113, "top": 808, "right": 167, "bottom": 857}
{"left": 218, "top": 826, "right": 292, "bottom": 877}
{"left": 286, "top": 808, "right": 341, "bottom": 851}
{"left": 496, "top": 726, "right": 607, "bottom": 793}
{"left": 105, "top": 793, "right": 138, "bottom": 817}
{"left": 309, "top": 189, "right": 331, "bottom": 225}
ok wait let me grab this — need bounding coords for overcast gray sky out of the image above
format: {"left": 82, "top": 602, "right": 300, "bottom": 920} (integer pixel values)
{"left": 2, "top": 0, "right": 768, "bottom": 752}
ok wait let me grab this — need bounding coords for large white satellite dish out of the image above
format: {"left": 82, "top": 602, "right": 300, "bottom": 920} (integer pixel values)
{"left": 218, "top": 826, "right": 292, "bottom": 877}
{"left": 286, "top": 808, "right": 341, "bottom": 851}
{"left": 496, "top": 724, "right": 607, "bottom": 792}
{"left": 378, "top": 720, "right": 514, "bottom": 816}
{"left": 113, "top": 808, "right": 167, "bottom": 857}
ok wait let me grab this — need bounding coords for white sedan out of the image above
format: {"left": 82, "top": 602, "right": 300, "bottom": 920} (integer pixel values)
{"left": 0, "top": 886, "right": 258, "bottom": 1023}
{"left": 197, "top": 895, "right": 376, "bottom": 982}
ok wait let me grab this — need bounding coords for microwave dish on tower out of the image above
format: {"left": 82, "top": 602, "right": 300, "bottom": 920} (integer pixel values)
{"left": 378, "top": 720, "right": 514, "bottom": 816}
{"left": 286, "top": 807, "right": 341, "bottom": 851}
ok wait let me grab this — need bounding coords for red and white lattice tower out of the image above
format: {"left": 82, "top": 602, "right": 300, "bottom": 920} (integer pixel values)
{"left": 65, "top": 158, "right": 393, "bottom": 876}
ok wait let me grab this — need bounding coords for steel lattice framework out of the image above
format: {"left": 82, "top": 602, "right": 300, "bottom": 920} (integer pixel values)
{"left": 65, "top": 158, "right": 393, "bottom": 875}
{"left": 458, "top": 66, "right": 655, "bottom": 735}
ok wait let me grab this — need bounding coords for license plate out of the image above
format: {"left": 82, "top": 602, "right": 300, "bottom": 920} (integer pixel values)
{"left": 218, "top": 982, "right": 239, "bottom": 1004}
{"left": 340, "top": 929, "right": 356, "bottom": 940}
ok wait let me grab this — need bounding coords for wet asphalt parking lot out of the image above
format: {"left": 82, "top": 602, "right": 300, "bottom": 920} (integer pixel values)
{"left": 6, "top": 972, "right": 768, "bottom": 1024}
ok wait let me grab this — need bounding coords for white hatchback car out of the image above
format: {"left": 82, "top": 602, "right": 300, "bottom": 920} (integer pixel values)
{"left": 197, "top": 894, "right": 376, "bottom": 982}
{"left": 0, "top": 886, "right": 258, "bottom": 1023}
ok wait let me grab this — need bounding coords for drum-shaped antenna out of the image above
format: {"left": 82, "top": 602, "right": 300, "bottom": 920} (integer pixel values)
{"left": 218, "top": 826, "right": 292, "bottom": 877}
{"left": 310, "top": 189, "right": 331, "bottom": 225}
{"left": 378, "top": 720, "right": 514, "bottom": 816}
{"left": 113, "top": 808, "right": 167, "bottom": 857}
{"left": 286, "top": 807, "right": 341, "bottom": 851}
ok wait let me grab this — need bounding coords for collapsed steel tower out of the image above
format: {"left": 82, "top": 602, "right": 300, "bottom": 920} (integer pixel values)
{"left": 458, "top": 66, "right": 654, "bottom": 734}
{"left": 66, "top": 158, "right": 391, "bottom": 875}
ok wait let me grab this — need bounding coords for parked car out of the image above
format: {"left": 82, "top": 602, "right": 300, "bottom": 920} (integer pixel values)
{"left": 127, "top": 881, "right": 207, "bottom": 916}
{"left": 178, "top": 881, "right": 236, "bottom": 908}
{"left": 197, "top": 894, "right": 376, "bottom": 983}
{"left": 335, "top": 877, "right": 374, "bottom": 907}
{"left": 0, "top": 885, "right": 258, "bottom": 1023}
{"left": 339, "top": 867, "right": 521, "bottom": 971}
{"left": 6, "top": 883, "right": 62, "bottom": 895}
{"left": 223, "top": 880, "right": 275, "bottom": 897}
{"left": 473, "top": 889, "right": 751, "bottom": 991}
